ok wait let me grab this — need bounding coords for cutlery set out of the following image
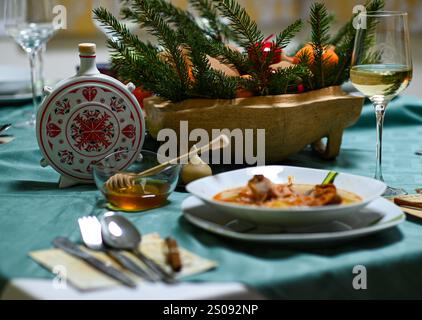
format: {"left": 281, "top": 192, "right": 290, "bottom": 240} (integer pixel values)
{"left": 0, "top": 123, "right": 14, "bottom": 145}
{"left": 53, "top": 213, "right": 177, "bottom": 288}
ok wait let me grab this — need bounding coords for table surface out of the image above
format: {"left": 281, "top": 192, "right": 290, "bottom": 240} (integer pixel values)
{"left": 1, "top": 96, "right": 422, "bottom": 299}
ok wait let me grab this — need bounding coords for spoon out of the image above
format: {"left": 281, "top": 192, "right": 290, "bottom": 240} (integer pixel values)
{"left": 100, "top": 212, "right": 177, "bottom": 284}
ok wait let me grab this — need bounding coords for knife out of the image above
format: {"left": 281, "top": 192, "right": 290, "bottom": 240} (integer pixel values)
{"left": 0, "top": 124, "right": 11, "bottom": 133}
{"left": 53, "top": 237, "right": 136, "bottom": 288}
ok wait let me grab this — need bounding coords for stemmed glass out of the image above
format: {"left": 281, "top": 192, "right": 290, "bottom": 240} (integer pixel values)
{"left": 350, "top": 11, "right": 412, "bottom": 197}
{"left": 4, "top": 0, "right": 59, "bottom": 127}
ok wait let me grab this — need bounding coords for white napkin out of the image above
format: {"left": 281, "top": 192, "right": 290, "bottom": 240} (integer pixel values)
{"left": 29, "top": 233, "right": 217, "bottom": 291}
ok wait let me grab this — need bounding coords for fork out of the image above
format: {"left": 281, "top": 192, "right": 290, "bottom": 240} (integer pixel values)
{"left": 78, "top": 216, "right": 155, "bottom": 282}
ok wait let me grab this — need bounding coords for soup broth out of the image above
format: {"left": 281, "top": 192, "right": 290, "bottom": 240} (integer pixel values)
{"left": 214, "top": 183, "right": 361, "bottom": 208}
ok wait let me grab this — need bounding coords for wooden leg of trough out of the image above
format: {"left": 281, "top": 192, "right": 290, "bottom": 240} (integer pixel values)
{"left": 311, "top": 128, "right": 343, "bottom": 160}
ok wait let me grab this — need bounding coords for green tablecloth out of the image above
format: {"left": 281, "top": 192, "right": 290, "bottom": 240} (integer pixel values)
{"left": 1, "top": 96, "right": 422, "bottom": 299}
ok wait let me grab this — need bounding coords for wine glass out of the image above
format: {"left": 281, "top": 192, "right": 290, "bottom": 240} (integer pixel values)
{"left": 4, "top": 0, "right": 59, "bottom": 127}
{"left": 350, "top": 11, "right": 412, "bottom": 197}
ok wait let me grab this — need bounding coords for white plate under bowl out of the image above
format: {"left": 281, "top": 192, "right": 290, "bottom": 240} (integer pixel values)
{"left": 186, "top": 166, "right": 387, "bottom": 227}
{"left": 182, "top": 196, "right": 405, "bottom": 243}
{"left": 0, "top": 92, "right": 32, "bottom": 105}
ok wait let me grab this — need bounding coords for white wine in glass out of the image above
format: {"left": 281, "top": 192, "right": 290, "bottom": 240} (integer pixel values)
{"left": 350, "top": 11, "right": 412, "bottom": 197}
{"left": 350, "top": 64, "right": 412, "bottom": 99}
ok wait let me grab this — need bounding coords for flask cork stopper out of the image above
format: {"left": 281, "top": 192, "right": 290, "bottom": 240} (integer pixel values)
{"left": 79, "top": 43, "right": 96, "bottom": 56}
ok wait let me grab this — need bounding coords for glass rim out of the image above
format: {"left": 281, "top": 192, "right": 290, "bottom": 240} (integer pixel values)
{"left": 362, "top": 11, "right": 408, "bottom": 17}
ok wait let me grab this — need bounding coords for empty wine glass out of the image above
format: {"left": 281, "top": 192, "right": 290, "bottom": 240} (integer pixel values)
{"left": 350, "top": 11, "right": 412, "bottom": 197}
{"left": 4, "top": 0, "right": 59, "bottom": 127}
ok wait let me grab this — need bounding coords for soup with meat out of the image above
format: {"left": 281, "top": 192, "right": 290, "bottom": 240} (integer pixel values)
{"left": 213, "top": 175, "right": 361, "bottom": 208}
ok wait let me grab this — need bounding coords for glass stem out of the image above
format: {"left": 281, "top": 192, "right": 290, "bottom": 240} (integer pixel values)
{"left": 374, "top": 102, "right": 387, "bottom": 181}
{"left": 38, "top": 44, "right": 46, "bottom": 94}
{"left": 28, "top": 49, "right": 41, "bottom": 123}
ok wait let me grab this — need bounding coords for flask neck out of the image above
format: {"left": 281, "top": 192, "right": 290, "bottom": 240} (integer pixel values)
{"left": 78, "top": 54, "right": 100, "bottom": 76}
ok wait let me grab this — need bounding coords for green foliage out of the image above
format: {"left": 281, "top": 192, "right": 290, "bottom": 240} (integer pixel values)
{"left": 309, "top": 3, "right": 332, "bottom": 88}
{"left": 268, "top": 64, "right": 311, "bottom": 95}
{"left": 94, "top": 6, "right": 185, "bottom": 101}
{"left": 212, "top": 0, "right": 264, "bottom": 49}
{"left": 212, "top": 0, "right": 303, "bottom": 95}
{"left": 190, "top": 0, "right": 238, "bottom": 42}
{"left": 276, "top": 20, "right": 303, "bottom": 49}
{"left": 94, "top": 0, "right": 384, "bottom": 102}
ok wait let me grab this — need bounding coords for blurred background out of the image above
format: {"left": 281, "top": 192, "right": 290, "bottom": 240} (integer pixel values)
{"left": 0, "top": 0, "right": 421, "bottom": 96}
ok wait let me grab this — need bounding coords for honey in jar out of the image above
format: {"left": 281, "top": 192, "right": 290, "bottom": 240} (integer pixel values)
{"left": 103, "top": 180, "right": 170, "bottom": 211}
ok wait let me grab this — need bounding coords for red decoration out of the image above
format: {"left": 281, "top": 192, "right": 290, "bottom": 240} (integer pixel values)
{"left": 70, "top": 109, "right": 115, "bottom": 153}
{"left": 297, "top": 84, "right": 305, "bottom": 93}
{"left": 46, "top": 122, "right": 62, "bottom": 138}
{"left": 122, "top": 124, "right": 136, "bottom": 139}
{"left": 133, "top": 87, "right": 153, "bottom": 108}
{"left": 248, "top": 35, "right": 282, "bottom": 66}
{"left": 82, "top": 87, "right": 98, "bottom": 101}
{"left": 54, "top": 99, "right": 71, "bottom": 115}
{"left": 58, "top": 150, "right": 74, "bottom": 165}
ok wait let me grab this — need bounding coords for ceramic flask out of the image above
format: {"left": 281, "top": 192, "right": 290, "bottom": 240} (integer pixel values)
{"left": 36, "top": 43, "right": 145, "bottom": 188}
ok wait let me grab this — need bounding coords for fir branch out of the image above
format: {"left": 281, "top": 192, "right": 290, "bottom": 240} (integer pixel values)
{"left": 275, "top": 19, "right": 303, "bottom": 49}
{"left": 309, "top": 3, "right": 332, "bottom": 88}
{"left": 94, "top": 7, "right": 156, "bottom": 59}
{"left": 180, "top": 27, "right": 238, "bottom": 99}
{"left": 94, "top": 3, "right": 190, "bottom": 102}
{"left": 129, "top": 0, "right": 191, "bottom": 95}
{"left": 107, "top": 40, "right": 184, "bottom": 101}
{"left": 123, "top": 0, "right": 197, "bottom": 29}
{"left": 192, "top": 67, "right": 239, "bottom": 99}
{"left": 268, "top": 64, "right": 311, "bottom": 95}
{"left": 189, "top": 0, "right": 238, "bottom": 42}
{"left": 207, "top": 41, "right": 249, "bottom": 74}
{"left": 330, "top": 22, "right": 350, "bottom": 46}
{"left": 310, "top": 3, "right": 331, "bottom": 46}
{"left": 212, "top": 0, "right": 264, "bottom": 49}
{"left": 212, "top": 0, "right": 271, "bottom": 94}
{"left": 332, "top": 0, "right": 384, "bottom": 47}
{"left": 331, "top": 0, "right": 385, "bottom": 85}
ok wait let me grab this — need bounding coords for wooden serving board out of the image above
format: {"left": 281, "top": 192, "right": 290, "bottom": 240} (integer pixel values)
{"left": 144, "top": 86, "right": 364, "bottom": 163}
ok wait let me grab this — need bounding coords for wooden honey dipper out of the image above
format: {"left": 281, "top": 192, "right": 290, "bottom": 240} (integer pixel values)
{"left": 105, "top": 134, "right": 230, "bottom": 190}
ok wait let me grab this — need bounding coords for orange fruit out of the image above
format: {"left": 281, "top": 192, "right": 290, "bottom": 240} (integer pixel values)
{"left": 235, "top": 75, "right": 254, "bottom": 98}
{"left": 133, "top": 87, "right": 153, "bottom": 108}
{"left": 322, "top": 49, "right": 339, "bottom": 65}
{"left": 295, "top": 44, "right": 338, "bottom": 66}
